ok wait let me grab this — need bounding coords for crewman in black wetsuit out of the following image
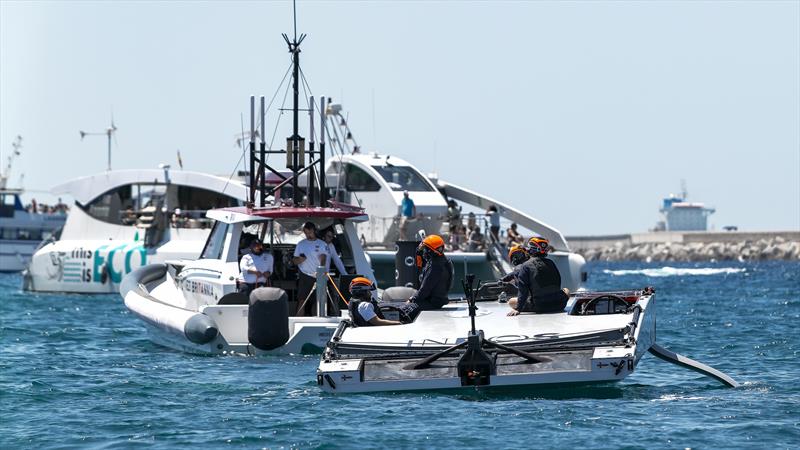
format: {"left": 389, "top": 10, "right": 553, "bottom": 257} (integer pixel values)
{"left": 347, "top": 277, "right": 401, "bottom": 326}
{"left": 507, "top": 237, "right": 570, "bottom": 316}
{"left": 408, "top": 234, "right": 454, "bottom": 311}
{"left": 501, "top": 244, "right": 530, "bottom": 284}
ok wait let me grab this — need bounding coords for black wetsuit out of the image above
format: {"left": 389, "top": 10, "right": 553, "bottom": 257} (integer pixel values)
{"left": 409, "top": 254, "right": 454, "bottom": 310}
{"left": 514, "top": 256, "right": 568, "bottom": 313}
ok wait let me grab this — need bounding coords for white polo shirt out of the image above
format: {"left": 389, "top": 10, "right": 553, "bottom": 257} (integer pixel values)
{"left": 357, "top": 302, "right": 377, "bottom": 322}
{"left": 294, "top": 238, "right": 328, "bottom": 277}
{"left": 239, "top": 252, "right": 274, "bottom": 283}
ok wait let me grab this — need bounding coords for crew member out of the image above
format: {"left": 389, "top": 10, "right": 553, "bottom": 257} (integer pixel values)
{"left": 507, "top": 237, "right": 570, "bottom": 316}
{"left": 292, "top": 222, "right": 328, "bottom": 315}
{"left": 408, "top": 234, "right": 454, "bottom": 310}
{"left": 347, "top": 277, "right": 402, "bottom": 326}
{"left": 322, "top": 228, "right": 347, "bottom": 275}
{"left": 500, "top": 244, "right": 529, "bottom": 284}
{"left": 239, "top": 239, "right": 273, "bottom": 297}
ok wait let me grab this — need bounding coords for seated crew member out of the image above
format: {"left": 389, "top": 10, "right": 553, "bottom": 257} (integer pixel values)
{"left": 407, "top": 234, "right": 454, "bottom": 310}
{"left": 239, "top": 239, "right": 273, "bottom": 297}
{"left": 507, "top": 237, "right": 570, "bottom": 316}
{"left": 292, "top": 221, "right": 328, "bottom": 315}
{"left": 500, "top": 244, "right": 529, "bottom": 284}
{"left": 347, "top": 277, "right": 401, "bottom": 326}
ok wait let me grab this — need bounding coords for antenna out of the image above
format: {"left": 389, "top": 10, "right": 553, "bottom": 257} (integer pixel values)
{"left": 680, "top": 179, "right": 688, "bottom": 201}
{"left": 246, "top": 3, "right": 329, "bottom": 210}
{"left": 80, "top": 116, "right": 117, "bottom": 171}
{"left": 0, "top": 135, "right": 23, "bottom": 190}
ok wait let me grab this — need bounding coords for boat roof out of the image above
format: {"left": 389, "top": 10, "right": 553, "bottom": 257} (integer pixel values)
{"left": 51, "top": 169, "right": 247, "bottom": 204}
{"left": 207, "top": 205, "right": 368, "bottom": 224}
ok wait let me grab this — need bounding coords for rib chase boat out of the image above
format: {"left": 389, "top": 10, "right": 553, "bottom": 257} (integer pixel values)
{"left": 121, "top": 29, "right": 375, "bottom": 355}
{"left": 317, "top": 279, "right": 739, "bottom": 393}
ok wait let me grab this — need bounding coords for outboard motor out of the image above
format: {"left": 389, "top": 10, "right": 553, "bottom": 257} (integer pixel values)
{"left": 394, "top": 240, "right": 419, "bottom": 289}
{"left": 248, "top": 287, "right": 290, "bottom": 350}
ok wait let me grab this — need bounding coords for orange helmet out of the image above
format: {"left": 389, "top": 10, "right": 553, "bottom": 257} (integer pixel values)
{"left": 420, "top": 235, "right": 445, "bottom": 255}
{"left": 526, "top": 237, "right": 550, "bottom": 255}
{"left": 349, "top": 277, "right": 375, "bottom": 297}
{"left": 508, "top": 244, "right": 530, "bottom": 265}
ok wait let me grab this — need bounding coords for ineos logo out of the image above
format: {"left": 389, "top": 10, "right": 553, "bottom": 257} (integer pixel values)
{"left": 404, "top": 256, "right": 414, "bottom": 267}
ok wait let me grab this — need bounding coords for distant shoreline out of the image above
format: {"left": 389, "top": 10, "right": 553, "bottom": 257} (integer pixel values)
{"left": 566, "top": 231, "right": 800, "bottom": 262}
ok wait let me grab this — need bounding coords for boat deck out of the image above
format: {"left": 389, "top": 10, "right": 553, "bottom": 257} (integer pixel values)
{"left": 337, "top": 300, "right": 635, "bottom": 348}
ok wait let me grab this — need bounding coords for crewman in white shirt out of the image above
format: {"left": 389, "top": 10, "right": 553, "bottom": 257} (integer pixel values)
{"left": 239, "top": 239, "right": 273, "bottom": 297}
{"left": 322, "top": 228, "right": 347, "bottom": 275}
{"left": 292, "top": 222, "right": 327, "bottom": 315}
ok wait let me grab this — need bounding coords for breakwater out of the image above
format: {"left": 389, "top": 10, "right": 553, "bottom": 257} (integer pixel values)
{"left": 567, "top": 231, "right": 800, "bottom": 262}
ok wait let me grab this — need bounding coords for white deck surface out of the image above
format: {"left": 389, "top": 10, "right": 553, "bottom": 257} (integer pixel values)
{"left": 339, "top": 300, "right": 634, "bottom": 347}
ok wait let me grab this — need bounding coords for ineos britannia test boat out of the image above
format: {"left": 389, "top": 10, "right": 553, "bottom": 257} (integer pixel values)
{"left": 317, "top": 280, "right": 739, "bottom": 393}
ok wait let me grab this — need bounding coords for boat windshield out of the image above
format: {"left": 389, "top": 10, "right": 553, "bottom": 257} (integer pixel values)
{"left": 241, "top": 217, "right": 338, "bottom": 245}
{"left": 371, "top": 166, "right": 434, "bottom": 192}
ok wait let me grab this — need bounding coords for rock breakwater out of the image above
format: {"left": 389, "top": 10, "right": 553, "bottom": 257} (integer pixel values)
{"left": 568, "top": 232, "right": 799, "bottom": 262}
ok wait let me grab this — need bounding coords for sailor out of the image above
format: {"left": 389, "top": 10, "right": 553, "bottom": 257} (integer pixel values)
{"left": 347, "top": 277, "right": 401, "bottom": 326}
{"left": 292, "top": 221, "right": 328, "bottom": 315}
{"left": 321, "top": 228, "right": 347, "bottom": 275}
{"left": 399, "top": 190, "right": 416, "bottom": 240}
{"left": 500, "top": 244, "right": 530, "bottom": 284}
{"left": 507, "top": 237, "right": 570, "bottom": 316}
{"left": 238, "top": 239, "right": 273, "bottom": 297}
{"left": 407, "top": 235, "right": 454, "bottom": 310}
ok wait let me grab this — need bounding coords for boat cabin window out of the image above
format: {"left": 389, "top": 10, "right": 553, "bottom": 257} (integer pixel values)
{"left": 82, "top": 183, "right": 241, "bottom": 227}
{"left": 200, "top": 222, "right": 229, "bottom": 259}
{"left": 371, "top": 165, "right": 434, "bottom": 192}
{"left": 0, "top": 193, "right": 22, "bottom": 218}
{"left": 344, "top": 164, "right": 380, "bottom": 192}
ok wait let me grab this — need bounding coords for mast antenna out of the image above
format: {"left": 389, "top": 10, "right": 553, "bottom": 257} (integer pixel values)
{"left": 247, "top": 2, "right": 327, "bottom": 210}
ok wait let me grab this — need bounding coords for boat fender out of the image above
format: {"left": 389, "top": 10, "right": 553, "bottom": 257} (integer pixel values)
{"left": 248, "top": 287, "right": 290, "bottom": 351}
{"left": 382, "top": 286, "right": 417, "bottom": 302}
{"left": 184, "top": 314, "right": 218, "bottom": 344}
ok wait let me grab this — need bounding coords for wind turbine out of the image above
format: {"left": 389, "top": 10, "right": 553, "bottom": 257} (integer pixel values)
{"left": 80, "top": 115, "right": 118, "bottom": 171}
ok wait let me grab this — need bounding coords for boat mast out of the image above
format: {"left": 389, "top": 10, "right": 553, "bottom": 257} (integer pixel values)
{"left": 248, "top": 2, "right": 329, "bottom": 210}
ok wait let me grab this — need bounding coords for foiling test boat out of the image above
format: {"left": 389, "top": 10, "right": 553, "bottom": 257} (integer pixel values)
{"left": 121, "top": 29, "right": 374, "bottom": 355}
{"left": 317, "top": 276, "right": 739, "bottom": 393}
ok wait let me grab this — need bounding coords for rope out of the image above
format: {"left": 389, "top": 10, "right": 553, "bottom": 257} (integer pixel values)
{"left": 327, "top": 273, "right": 349, "bottom": 306}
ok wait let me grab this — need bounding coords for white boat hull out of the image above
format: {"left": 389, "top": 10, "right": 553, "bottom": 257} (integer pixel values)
{"left": 122, "top": 264, "right": 345, "bottom": 356}
{"left": 318, "top": 292, "right": 656, "bottom": 393}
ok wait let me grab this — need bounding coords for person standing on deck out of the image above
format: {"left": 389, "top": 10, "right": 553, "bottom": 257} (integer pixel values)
{"left": 399, "top": 190, "right": 416, "bottom": 240}
{"left": 486, "top": 205, "right": 501, "bottom": 243}
{"left": 239, "top": 239, "right": 273, "bottom": 297}
{"left": 293, "top": 222, "right": 328, "bottom": 315}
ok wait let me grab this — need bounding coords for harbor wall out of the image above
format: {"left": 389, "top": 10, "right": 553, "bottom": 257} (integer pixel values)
{"left": 566, "top": 231, "right": 800, "bottom": 262}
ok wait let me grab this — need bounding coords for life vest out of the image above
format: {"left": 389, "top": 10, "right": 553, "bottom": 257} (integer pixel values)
{"left": 347, "top": 298, "right": 385, "bottom": 327}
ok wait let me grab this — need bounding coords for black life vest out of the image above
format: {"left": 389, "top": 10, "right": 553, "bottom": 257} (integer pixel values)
{"left": 347, "top": 298, "right": 385, "bottom": 327}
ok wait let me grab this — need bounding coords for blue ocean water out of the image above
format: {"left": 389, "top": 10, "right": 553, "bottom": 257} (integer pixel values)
{"left": 1, "top": 261, "right": 798, "bottom": 449}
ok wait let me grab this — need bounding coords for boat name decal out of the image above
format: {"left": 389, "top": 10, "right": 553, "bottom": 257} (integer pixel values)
{"left": 183, "top": 279, "right": 214, "bottom": 296}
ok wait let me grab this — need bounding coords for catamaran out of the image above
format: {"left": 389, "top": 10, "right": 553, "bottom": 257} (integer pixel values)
{"left": 317, "top": 280, "right": 738, "bottom": 393}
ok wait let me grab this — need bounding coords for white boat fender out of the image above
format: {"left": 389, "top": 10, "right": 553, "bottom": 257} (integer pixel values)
{"left": 648, "top": 343, "right": 739, "bottom": 388}
{"left": 248, "top": 287, "right": 290, "bottom": 350}
{"left": 121, "top": 264, "right": 219, "bottom": 346}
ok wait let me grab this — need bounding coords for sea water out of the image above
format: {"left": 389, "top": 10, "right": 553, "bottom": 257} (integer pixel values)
{"left": 1, "top": 261, "right": 798, "bottom": 449}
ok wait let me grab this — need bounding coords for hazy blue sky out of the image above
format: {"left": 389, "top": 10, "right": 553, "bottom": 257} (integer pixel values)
{"left": 2, "top": 1, "right": 798, "bottom": 235}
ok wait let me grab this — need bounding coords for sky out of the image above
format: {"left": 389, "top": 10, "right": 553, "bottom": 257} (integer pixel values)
{"left": 1, "top": 0, "right": 798, "bottom": 235}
